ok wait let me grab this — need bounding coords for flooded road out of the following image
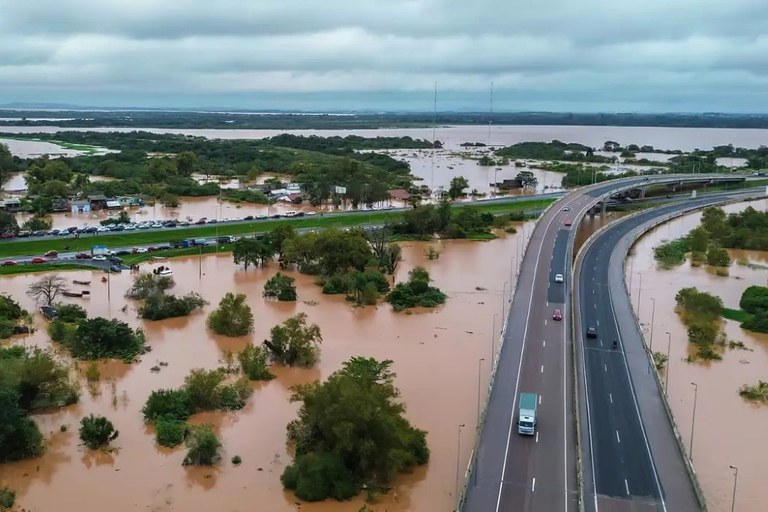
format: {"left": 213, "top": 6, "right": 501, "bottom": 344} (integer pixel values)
{"left": 626, "top": 199, "right": 768, "bottom": 512}
{"left": 0, "top": 225, "right": 531, "bottom": 511}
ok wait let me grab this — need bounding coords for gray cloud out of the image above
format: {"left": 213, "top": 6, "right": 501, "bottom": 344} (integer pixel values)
{"left": 0, "top": 0, "right": 767, "bottom": 111}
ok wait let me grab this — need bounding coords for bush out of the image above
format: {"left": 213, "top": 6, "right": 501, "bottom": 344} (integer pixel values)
{"left": 742, "top": 310, "right": 768, "bottom": 333}
{"left": 155, "top": 417, "right": 187, "bottom": 448}
{"left": 739, "top": 286, "right": 768, "bottom": 314}
{"left": 386, "top": 266, "right": 447, "bottom": 311}
{"left": 2, "top": 346, "right": 79, "bottom": 410}
{"left": 238, "top": 344, "right": 273, "bottom": 381}
{"left": 207, "top": 293, "right": 254, "bottom": 336}
{"left": 79, "top": 414, "right": 118, "bottom": 449}
{"left": 0, "top": 388, "right": 44, "bottom": 462}
{"left": 231, "top": 455, "right": 242, "bottom": 465}
{"left": 55, "top": 303, "right": 87, "bottom": 323}
{"left": 706, "top": 245, "right": 731, "bottom": 267}
{"left": 142, "top": 389, "right": 191, "bottom": 422}
{"left": 264, "top": 313, "right": 322, "bottom": 367}
{"left": 282, "top": 451, "right": 358, "bottom": 502}
{"left": 125, "top": 273, "right": 175, "bottom": 300}
{"left": 61, "top": 317, "right": 147, "bottom": 362}
{"left": 0, "top": 487, "right": 15, "bottom": 509}
{"left": 184, "top": 369, "right": 252, "bottom": 412}
{"left": 138, "top": 292, "right": 207, "bottom": 321}
{"left": 183, "top": 424, "right": 220, "bottom": 466}
{"left": 675, "top": 287, "right": 723, "bottom": 323}
{"left": 85, "top": 362, "right": 100, "bottom": 382}
{"left": 263, "top": 272, "right": 297, "bottom": 301}
{"left": 653, "top": 238, "right": 690, "bottom": 267}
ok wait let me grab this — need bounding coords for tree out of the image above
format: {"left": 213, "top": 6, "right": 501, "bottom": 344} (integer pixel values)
{"left": 263, "top": 272, "right": 297, "bottom": 301}
{"left": 264, "top": 225, "right": 296, "bottom": 261}
{"left": 386, "top": 266, "right": 447, "bottom": 311}
{"left": 125, "top": 273, "right": 175, "bottom": 300}
{"left": 138, "top": 292, "right": 207, "bottom": 321}
{"left": 448, "top": 176, "right": 469, "bottom": 200}
{"left": 159, "top": 193, "right": 180, "bottom": 208}
{"left": 237, "top": 344, "right": 273, "bottom": 380}
{"left": 79, "top": 415, "right": 118, "bottom": 449}
{"left": 706, "top": 245, "right": 731, "bottom": 267}
{"left": 0, "top": 143, "right": 14, "bottom": 186}
{"left": 54, "top": 303, "right": 87, "bottom": 323}
{"left": 264, "top": 313, "right": 322, "bottom": 367}
{"left": 27, "top": 274, "right": 69, "bottom": 306}
{"left": 0, "top": 387, "right": 44, "bottom": 462}
{"left": 62, "top": 317, "right": 146, "bottom": 361}
{"left": 688, "top": 227, "right": 709, "bottom": 253}
{"left": 30, "top": 196, "right": 53, "bottom": 216}
{"left": 183, "top": 424, "right": 220, "bottom": 466}
{"left": 0, "top": 211, "right": 19, "bottom": 236}
{"left": 41, "top": 179, "right": 69, "bottom": 198}
{"left": 281, "top": 357, "right": 428, "bottom": 502}
{"left": 740, "top": 286, "right": 768, "bottom": 314}
{"left": 233, "top": 238, "right": 272, "bottom": 270}
{"left": 515, "top": 170, "right": 538, "bottom": 189}
{"left": 21, "top": 215, "right": 52, "bottom": 232}
{"left": 207, "top": 293, "right": 253, "bottom": 336}
{"left": 175, "top": 151, "right": 198, "bottom": 176}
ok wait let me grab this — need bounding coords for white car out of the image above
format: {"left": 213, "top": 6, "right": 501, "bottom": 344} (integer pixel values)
{"left": 306, "top": 211, "right": 317, "bottom": 216}
{"left": 135, "top": 247, "right": 148, "bottom": 253}
{"left": 554, "top": 274, "right": 564, "bottom": 283}
{"left": 93, "top": 255, "right": 107, "bottom": 261}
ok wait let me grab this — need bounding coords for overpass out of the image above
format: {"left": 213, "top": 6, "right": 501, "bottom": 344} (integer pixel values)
{"left": 460, "top": 174, "right": 753, "bottom": 512}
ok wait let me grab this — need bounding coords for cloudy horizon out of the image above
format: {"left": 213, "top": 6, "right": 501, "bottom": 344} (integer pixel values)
{"left": 2, "top": 0, "right": 767, "bottom": 113}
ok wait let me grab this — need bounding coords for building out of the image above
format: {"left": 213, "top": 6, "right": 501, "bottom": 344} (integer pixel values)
{"left": 87, "top": 194, "right": 109, "bottom": 210}
{"left": 387, "top": 189, "right": 411, "bottom": 202}
{"left": 0, "top": 197, "right": 22, "bottom": 211}
{"left": 71, "top": 200, "right": 91, "bottom": 213}
{"left": 106, "top": 199, "right": 122, "bottom": 209}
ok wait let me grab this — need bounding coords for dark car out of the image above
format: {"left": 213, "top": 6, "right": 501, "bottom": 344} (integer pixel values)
{"left": 165, "top": 222, "right": 177, "bottom": 228}
{"left": 243, "top": 215, "right": 254, "bottom": 221}
{"left": 552, "top": 309, "right": 562, "bottom": 321}
{"left": 32, "top": 230, "right": 47, "bottom": 237}
{"left": 44, "top": 250, "right": 59, "bottom": 258}
{"left": 2, "top": 260, "right": 17, "bottom": 266}
{"left": 31, "top": 257, "right": 47, "bottom": 264}
{"left": 75, "top": 252, "right": 91, "bottom": 259}
{"left": 586, "top": 327, "right": 597, "bottom": 338}
{"left": 109, "top": 264, "right": 123, "bottom": 273}
{"left": 108, "top": 255, "right": 123, "bottom": 264}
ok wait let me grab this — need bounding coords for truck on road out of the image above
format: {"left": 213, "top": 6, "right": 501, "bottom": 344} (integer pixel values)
{"left": 518, "top": 392, "right": 538, "bottom": 436}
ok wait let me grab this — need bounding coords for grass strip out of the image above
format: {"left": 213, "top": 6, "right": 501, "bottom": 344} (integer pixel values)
{"left": 723, "top": 307, "right": 754, "bottom": 323}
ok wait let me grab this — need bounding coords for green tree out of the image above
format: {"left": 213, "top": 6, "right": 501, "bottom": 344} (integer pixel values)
{"left": 183, "top": 424, "right": 220, "bottom": 466}
{"left": 386, "top": 266, "right": 447, "bottom": 311}
{"left": 30, "top": 196, "right": 53, "bottom": 216}
{"left": 125, "top": 272, "right": 175, "bottom": 300}
{"left": 138, "top": 292, "right": 207, "bottom": 321}
{"left": 264, "top": 313, "right": 322, "bottom": 367}
{"left": 740, "top": 286, "right": 768, "bottom": 314}
{"left": 0, "top": 211, "right": 19, "bottom": 236}
{"left": 154, "top": 417, "right": 187, "bottom": 448}
{"left": 688, "top": 227, "right": 710, "bottom": 253}
{"left": 281, "top": 357, "right": 428, "bottom": 502}
{"left": 237, "top": 344, "right": 273, "bottom": 381}
{"left": 515, "top": 170, "right": 538, "bottom": 189}
{"left": 79, "top": 415, "right": 118, "bottom": 449}
{"left": 21, "top": 215, "right": 52, "bottom": 232}
{"left": 448, "top": 176, "right": 469, "bottom": 200}
{"left": 264, "top": 225, "right": 296, "bottom": 261}
{"left": 207, "top": 293, "right": 253, "bottom": 336}
{"left": 706, "top": 245, "right": 731, "bottom": 267}
{"left": 233, "top": 238, "right": 271, "bottom": 270}
{"left": 263, "top": 272, "right": 297, "bottom": 301}
{"left": 0, "top": 387, "right": 44, "bottom": 462}
{"left": 62, "top": 317, "right": 146, "bottom": 362}
{"left": 142, "top": 389, "right": 191, "bottom": 422}
{"left": 175, "top": 151, "right": 198, "bottom": 176}
{"left": 55, "top": 303, "right": 87, "bottom": 323}
{"left": 41, "top": 179, "right": 69, "bottom": 198}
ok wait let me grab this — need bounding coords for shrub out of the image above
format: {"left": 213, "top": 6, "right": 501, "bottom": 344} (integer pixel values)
{"left": 263, "top": 272, "right": 297, "bottom": 301}
{"left": 55, "top": 303, "right": 87, "bottom": 323}
{"left": 238, "top": 344, "right": 273, "bottom": 381}
{"left": 386, "top": 266, "right": 447, "bottom": 311}
{"left": 706, "top": 245, "right": 731, "bottom": 267}
{"left": 0, "top": 388, "right": 44, "bottom": 462}
{"left": 79, "top": 414, "right": 118, "bottom": 449}
{"left": 155, "top": 417, "right": 187, "bottom": 448}
{"left": 183, "top": 424, "right": 220, "bottom": 466}
{"left": 742, "top": 310, "right": 768, "bottom": 333}
{"left": 264, "top": 313, "right": 322, "bottom": 367}
{"left": 85, "top": 362, "right": 100, "bottom": 382}
{"left": 142, "top": 389, "right": 191, "bottom": 422}
{"left": 0, "top": 487, "right": 15, "bottom": 509}
{"left": 207, "top": 293, "right": 254, "bottom": 336}
{"left": 3, "top": 346, "right": 79, "bottom": 410}
{"left": 739, "top": 286, "right": 768, "bottom": 314}
{"left": 125, "top": 273, "right": 175, "bottom": 300}
{"left": 231, "top": 455, "right": 242, "bottom": 465}
{"left": 138, "top": 292, "right": 207, "bottom": 321}
{"left": 61, "top": 317, "right": 146, "bottom": 362}
{"left": 184, "top": 369, "right": 252, "bottom": 412}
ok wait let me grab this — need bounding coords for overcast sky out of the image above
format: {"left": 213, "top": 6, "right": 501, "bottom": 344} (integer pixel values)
{"left": 1, "top": 0, "right": 767, "bottom": 112}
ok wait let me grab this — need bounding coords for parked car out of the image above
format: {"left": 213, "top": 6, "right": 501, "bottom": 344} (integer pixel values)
{"left": 31, "top": 257, "right": 47, "bottom": 264}
{"left": 44, "top": 250, "right": 58, "bottom": 258}
{"left": 133, "top": 247, "right": 148, "bottom": 253}
{"left": 243, "top": 215, "right": 254, "bottom": 221}
{"left": 92, "top": 255, "right": 107, "bottom": 261}
{"left": 17, "top": 230, "right": 31, "bottom": 237}
{"left": 75, "top": 253, "right": 91, "bottom": 259}
{"left": 552, "top": 309, "right": 562, "bottom": 321}
{"left": 586, "top": 327, "right": 597, "bottom": 338}
{"left": 564, "top": 220, "right": 572, "bottom": 226}
{"left": 1, "top": 232, "right": 16, "bottom": 239}
{"left": 2, "top": 260, "right": 17, "bottom": 266}
{"left": 109, "top": 265, "right": 122, "bottom": 273}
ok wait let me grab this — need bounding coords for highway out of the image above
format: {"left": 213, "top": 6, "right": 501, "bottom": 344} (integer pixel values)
{"left": 462, "top": 174, "right": 750, "bottom": 512}
{"left": 575, "top": 191, "right": 762, "bottom": 512}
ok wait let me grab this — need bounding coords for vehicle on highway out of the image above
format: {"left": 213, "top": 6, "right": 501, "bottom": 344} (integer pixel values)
{"left": 75, "top": 253, "right": 91, "bottom": 259}
{"left": 44, "top": 250, "right": 58, "bottom": 258}
{"left": 17, "top": 230, "right": 31, "bottom": 237}
{"left": 133, "top": 247, "right": 148, "bottom": 253}
{"left": 554, "top": 273, "right": 564, "bottom": 283}
{"left": 31, "top": 257, "right": 47, "bottom": 264}
{"left": 586, "top": 326, "right": 597, "bottom": 338}
{"left": 2, "top": 260, "right": 17, "bottom": 266}
{"left": 92, "top": 255, "right": 107, "bottom": 261}
{"left": 552, "top": 309, "right": 562, "bottom": 321}
{"left": 564, "top": 220, "right": 573, "bottom": 226}
{"left": 562, "top": 206, "right": 570, "bottom": 211}
{"left": 613, "top": 339, "right": 618, "bottom": 349}
{"left": 518, "top": 392, "right": 538, "bottom": 436}
{"left": 109, "top": 265, "right": 122, "bottom": 273}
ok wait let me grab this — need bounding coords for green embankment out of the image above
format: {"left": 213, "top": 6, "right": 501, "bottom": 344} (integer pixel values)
{"left": 723, "top": 308, "right": 754, "bottom": 323}
{"left": 0, "top": 199, "right": 551, "bottom": 259}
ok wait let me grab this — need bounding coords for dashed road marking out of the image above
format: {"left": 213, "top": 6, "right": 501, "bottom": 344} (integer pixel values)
{"left": 532, "top": 477, "right": 536, "bottom": 493}
{"left": 625, "top": 479, "right": 630, "bottom": 495}
{"left": 616, "top": 430, "right": 621, "bottom": 443}
{"left": 609, "top": 393, "right": 613, "bottom": 404}
{"left": 603, "top": 364, "right": 608, "bottom": 373}
{"left": 535, "top": 431, "right": 539, "bottom": 443}
{"left": 540, "top": 365, "right": 544, "bottom": 374}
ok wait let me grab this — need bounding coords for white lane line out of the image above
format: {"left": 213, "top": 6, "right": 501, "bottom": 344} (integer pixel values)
{"left": 547, "top": 301, "right": 549, "bottom": 307}
{"left": 544, "top": 319, "right": 548, "bottom": 326}
{"left": 609, "top": 393, "right": 613, "bottom": 404}
{"left": 616, "top": 430, "right": 621, "bottom": 443}
{"left": 625, "top": 479, "right": 630, "bottom": 495}
{"left": 603, "top": 363, "right": 608, "bottom": 373}
{"left": 596, "top": 320, "right": 600, "bottom": 326}
{"left": 532, "top": 477, "right": 536, "bottom": 493}
{"left": 538, "top": 395, "right": 542, "bottom": 405}
{"left": 542, "top": 340, "right": 546, "bottom": 347}
{"left": 599, "top": 339, "right": 603, "bottom": 347}
{"left": 536, "top": 431, "right": 539, "bottom": 443}
{"left": 540, "top": 365, "right": 544, "bottom": 374}
{"left": 494, "top": 201, "right": 561, "bottom": 512}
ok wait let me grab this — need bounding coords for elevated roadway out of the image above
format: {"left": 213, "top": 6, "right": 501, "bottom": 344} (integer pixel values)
{"left": 461, "top": 174, "right": 750, "bottom": 512}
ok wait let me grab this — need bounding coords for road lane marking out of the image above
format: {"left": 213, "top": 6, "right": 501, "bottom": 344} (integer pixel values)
{"left": 538, "top": 395, "right": 542, "bottom": 405}
{"left": 542, "top": 340, "right": 546, "bottom": 347}
{"left": 603, "top": 364, "right": 607, "bottom": 372}
{"left": 609, "top": 393, "right": 613, "bottom": 404}
{"left": 536, "top": 432, "right": 539, "bottom": 443}
{"left": 596, "top": 320, "right": 600, "bottom": 326}
{"left": 532, "top": 477, "right": 536, "bottom": 493}
{"left": 599, "top": 339, "right": 603, "bottom": 347}
{"left": 544, "top": 319, "right": 547, "bottom": 326}
{"left": 540, "top": 365, "right": 544, "bottom": 374}
{"left": 625, "top": 479, "right": 630, "bottom": 495}
{"left": 616, "top": 430, "right": 621, "bottom": 443}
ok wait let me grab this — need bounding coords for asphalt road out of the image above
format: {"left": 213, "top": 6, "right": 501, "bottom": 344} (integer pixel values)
{"left": 462, "top": 174, "right": 744, "bottom": 512}
{"left": 575, "top": 192, "right": 762, "bottom": 512}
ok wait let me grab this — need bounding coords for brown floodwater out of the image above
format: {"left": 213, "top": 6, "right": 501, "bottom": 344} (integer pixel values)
{"left": 0, "top": 225, "right": 532, "bottom": 511}
{"left": 626, "top": 198, "right": 768, "bottom": 512}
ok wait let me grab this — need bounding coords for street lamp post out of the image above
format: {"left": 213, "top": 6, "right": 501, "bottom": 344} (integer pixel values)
{"left": 637, "top": 272, "right": 643, "bottom": 319}
{"left": 690, "top": 382, "right": 698, "bottom": 461}
{"left": 649, "top": 297, "right": 656, "bottom": 351}
{"left": 477, "top": 359, "right": 485, "bottom": 432}
{"left": 492, "top": 314, "right": 497, "bottom": 364}
{"left": 502, "top": 281, "right": 508, "bottom": 319}
{"left": 455, "top": 424, "right": 466, "bottom": 505}
{"left": 730, "top": 465, "right": 738, "bottom": 512}
{"left": 665, "top": 332, "right": 672, "bottom": 394}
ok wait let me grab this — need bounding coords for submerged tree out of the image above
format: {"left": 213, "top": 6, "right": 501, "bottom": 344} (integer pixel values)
{"left": 264, "top": 313, "right": 322, "bottom": 367}
{"left": 27, "top": 274, "right": 69, "bottom": 306}
{"left": 79, "top": 415, "right": 119, "bottom": 449}
{"left": 207, "top": 293, "right": 254, "bottom": 336}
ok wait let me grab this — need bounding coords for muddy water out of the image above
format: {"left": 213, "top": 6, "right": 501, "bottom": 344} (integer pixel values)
{"left": 626, "top": 199, "right": 768, "bottom": 512}
{"left": 0, "top": 226, "right": 530, "bottom": 511}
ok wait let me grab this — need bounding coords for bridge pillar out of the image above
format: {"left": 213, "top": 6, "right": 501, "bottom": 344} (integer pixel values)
{"left": 601, "top": 201, "right": 607, "bottom": 217}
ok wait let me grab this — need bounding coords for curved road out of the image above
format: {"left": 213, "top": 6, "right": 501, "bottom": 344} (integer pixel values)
{"left": 575, "top": 191, "right": 762, "bottom": 512}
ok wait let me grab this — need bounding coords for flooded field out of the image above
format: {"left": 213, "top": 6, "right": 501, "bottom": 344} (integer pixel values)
{"left": 627, "top": 198, "right": 768, "bottom": 512}
{"left": 0, "top": 227, "right": 528, "bottom": 511}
